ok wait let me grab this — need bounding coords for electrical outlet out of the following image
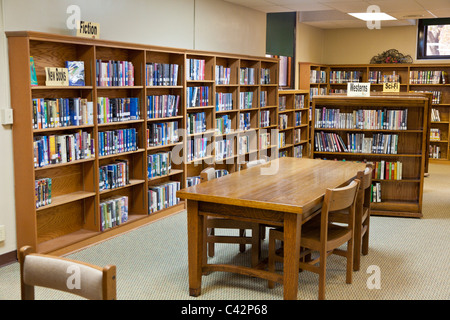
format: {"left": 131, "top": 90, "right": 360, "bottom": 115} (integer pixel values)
{"left": 0, "top": 225, "right": 5, "bottom": 242}
{"left": 0, "top": 109, "right": 13, "bottom": 125}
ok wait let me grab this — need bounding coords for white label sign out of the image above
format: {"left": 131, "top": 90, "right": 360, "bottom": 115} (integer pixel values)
{"left": 347, "top": 82, "right": 371, "bottom": 97}
{"left": 45, "top": 67, "right": 69, "bottom": 86}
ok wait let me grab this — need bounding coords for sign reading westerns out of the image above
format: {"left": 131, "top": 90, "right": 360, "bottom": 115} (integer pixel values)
{"left": 347, "top": 82, "right": 371, "bottom": 97}
{"left": 76, "top": 20, "right": 100, "bottom": 39}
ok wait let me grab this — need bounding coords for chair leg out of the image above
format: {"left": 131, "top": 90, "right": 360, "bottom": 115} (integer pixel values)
{"left": 318, "top": 250, "right": 327, "bottom": 300}
{"left": 239, "top": 229, "right": 246, "bottom": 253}
{"left": 353, "top": 223, "right": 362, "bottom": 271}
{"left": 267, "top": 233, "right": 277, "bottom": 289}
{"left": 208, "top": 228, "right": 215, "bottom": 258}
{"left": 362, "top": 219, "right": 370, "bottom": 256}
{"left": 346, "top": 239, "right": 354, "bottom": 284}
{"left": 251, "top": 225, "right": 261, "bottom": 268}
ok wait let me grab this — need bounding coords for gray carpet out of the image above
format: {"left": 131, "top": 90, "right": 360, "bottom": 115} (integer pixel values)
{"left": 1, "top": 163, "right": 449, "bottom": 300}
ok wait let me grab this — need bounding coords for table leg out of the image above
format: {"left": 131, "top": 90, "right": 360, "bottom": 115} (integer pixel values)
{"left": 283, "top": 213, "right": 302, "bottom": 300}
{"left": 187, "top": 200, "right": 203, "bottom": 297}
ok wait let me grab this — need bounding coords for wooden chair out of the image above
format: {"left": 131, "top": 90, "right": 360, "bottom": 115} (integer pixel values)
{"left": 328, "top": 164, "right": 373, "bottom": 271}
{"left": 19, "top": 246, "right": 116, "bottom": 300}
{"left": 268, "top": 179, "right": 360, "bottom": 300}
{"left": 201, "top": 167, "right": 261, "bottom": 267}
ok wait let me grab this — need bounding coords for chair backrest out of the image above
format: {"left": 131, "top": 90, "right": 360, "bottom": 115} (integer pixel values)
{"left": 200, "top": 167, "right": 215, "bottom": 182}
{"left": 19, "top": 246, "right": 116, "bottom": 300}
{"left": 320, "top": 179, "right": 360, "bottom": 243}
{"left": 357, "top": 164, "right": 373, "bottom": 208}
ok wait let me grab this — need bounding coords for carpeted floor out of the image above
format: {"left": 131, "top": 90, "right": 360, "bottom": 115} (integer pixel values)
{"left": 0, "top": 163, "right": 449, "bottom": 300}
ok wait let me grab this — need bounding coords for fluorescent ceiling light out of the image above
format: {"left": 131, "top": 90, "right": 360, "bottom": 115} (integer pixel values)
{"left": 348, "top": 12, "right": 397, "bottom": 21}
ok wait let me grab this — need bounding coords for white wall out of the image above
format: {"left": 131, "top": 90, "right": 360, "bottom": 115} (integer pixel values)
{"left": 0, "top": 0, "right": 267, "bottom": 256}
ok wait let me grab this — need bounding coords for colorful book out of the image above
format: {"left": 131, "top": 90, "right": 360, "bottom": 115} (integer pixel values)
{"left": 66, "top": 61, "right": 85, "bottom": 86}
{"left": 30, "top": 56, "right": 38, "bottom": 86}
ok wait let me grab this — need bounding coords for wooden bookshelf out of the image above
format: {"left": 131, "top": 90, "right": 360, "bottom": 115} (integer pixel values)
{"left": 311, "top": 95, "right": 428, "bottom": 218}
{"left": 277, "top": 90, "right": 310, "bottom": 158}
{"left": 7, "top": 31, "right": 278, "bottom": 255}
{"left": 299, "top": 62, "right": 450, "bottom": 161}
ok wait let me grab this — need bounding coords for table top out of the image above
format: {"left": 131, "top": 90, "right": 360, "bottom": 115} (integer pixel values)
{"left": 177, "top": 158, "right": 366, "bottom": 214}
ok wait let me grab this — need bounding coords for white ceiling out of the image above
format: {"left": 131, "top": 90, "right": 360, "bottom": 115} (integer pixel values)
{"left": 223, "top": 0, "right": 450, "bottom": 28}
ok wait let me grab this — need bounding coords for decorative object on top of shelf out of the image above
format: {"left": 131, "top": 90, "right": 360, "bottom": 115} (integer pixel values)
{"left": 370, "top": 49, "right": 413, "bottom": 64}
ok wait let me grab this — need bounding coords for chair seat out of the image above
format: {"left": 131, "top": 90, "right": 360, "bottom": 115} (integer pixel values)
{"left": 300, "top": 218, "right": 352, "bottom": 252}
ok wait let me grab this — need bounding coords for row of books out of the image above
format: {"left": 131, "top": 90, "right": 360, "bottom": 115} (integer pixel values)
{"left": 368, "top": 71, "right": 400, "bottom": 84}
{"left": 97, "top": 97, "right": 140, "bottom": 124}
{"left": 260, "top": 91, "right": 268, "bottom": 107}
{"left": 215, "top": 65, "right": 231, "bottom": 85}
{"left": 34, "top": 131, "right": 94, "bottom": 167}
{"left": 32, "top": 98, "right": 94, "bottom": 129}
{"left": 96, "top": 59, "right": 135, "bottom": 87}
{"left": 314, "top": 132, "right": 399, "bottom": 154}
{"left": 148, "top": 152, "right": 172, "bottom": 179}
{"left": 187, "top": 112, "right": 207, "bottom": 135}
{"left": 310, "top": 70, "right": 327, "bottom": 84}
{"left": 294, "top": 94, "right": 306, "bottom": 109}
{"left": 294, "top": 145, "right": 303, "bottom": 158}
{"left": 259, "top": 132, "right": 271, "bottom": 149}
{"left": 260, "top": 68, "right": 271, "bottom": 85}
{"left": 372, "top": 160, "right": 403, "bottom": 180}
{"left": 329, "top": 70, "right": 362, "bottom": 84}
{"left": 371, "top": 183, "right": 382, "bottom": 203}
{"left": 295, "top": 111, "right": 303, "bottom": 126}
{"left": 409, "top": 70, "right": 447, "bottom": 84}
{"left": 239, "top": 91, "right": 254, "bottom": 109}
{"left": 215, "top": 139, "right": 233, "bottom": 160}
{"left": 279, "top": 150, "right": 288, "bottom": 158}
{"left": 411, "top": 90, "right": 442, "bottom": 104}
{"left": 187, "top": 137, "right": 208, "bottom": 162}
{"left": 100, "top": 196, "right": 129, "bottom": 231}
{"left": 99, "top": 160, "right": 130, "bottom": 191}
{"left": 314, "top": 108, "right": 408, "bottom": 130}
{"left": 294, "top": 128, "right": 303, "bottom": 143}
{"left": 145, "top": 62, "right": 179, "bottom": 86}
{"left": 216, "top": 92, "right": 233, "bottom": 111}
{"left": 147, "top": 121, "right": 179, "bottom": 147}
{"left": 430, "top": 128, "right": 441, "bottom": 141}
{"left": 429, "top": 145, "right": 441, "bottom": 159}
{"left": 279, "top": 114, "right": 288, "bottom": 130}
{"left": 431, "top": 108, "right": 441, "bottom": 121}
{"left": 310, "top": 87, "right": 327, "bottom": 98}
{"left": 239, "top": 135, "right": 250, "bottom": 155}
{"left": 35, "top": 178, "right": 52, "bottom": 208}
{"left": 98, "top": 128, "right": 138, "bottom": 156}
{"left": 240, "top": 67, "right": 256, "bottom": 85}
{"left": 186, "top": 169, "right": 229, "bottom": 187}
{"left": 187, "top": 86, "right": 210, "bottom": 108}
{"left": 147, "top": 95, "right": 180, "bottom": 119}
{"left": 149, "top": 181, "right": 181, "bottom": 214}
{"left": 216, "top": 115, "right": 232, "bottom": 135}
{"left": 240, "top": 112, "right": 251, "bottom": 131}
{"left": 279, "top": 132, "right": 286, "bottom": 148}
{"left": 187, "top": 59, "right": 205, "bottom": 81}
{"left": 260, "top": 110, "right": 271, "bottom": 127}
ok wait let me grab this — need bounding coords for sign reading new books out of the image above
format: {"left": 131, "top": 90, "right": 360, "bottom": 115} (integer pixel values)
{"left": 347, "top": 82, "right": 370, "bottom": 97}
{"left": 45, "top": 67, "right": 69, "bottom": 86}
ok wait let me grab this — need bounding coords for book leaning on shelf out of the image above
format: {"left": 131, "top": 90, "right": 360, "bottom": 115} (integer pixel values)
{"left": 34, "top": 131, "right": 94, "bottom": 168}
{"left": 100, "top": 196, "right": 129, "bottom": 231}
{"left": 66, "top": 61, "right": 85, "bottom": 86}
{"left": 32, "top": 98, "right": 94, "bottom": 129}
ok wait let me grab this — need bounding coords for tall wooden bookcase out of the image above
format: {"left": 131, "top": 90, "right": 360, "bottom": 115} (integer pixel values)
{"left": 311, "top": 95, "right": 428, "bottom": 218}
{"left": 299, "top": 62, "right": 450, "bottom": 162}
{"left": 277, "top": 90, "right": 310, "bottom": 158}
{"left": 7, "top": 31, "right": 279, "bottom": 255}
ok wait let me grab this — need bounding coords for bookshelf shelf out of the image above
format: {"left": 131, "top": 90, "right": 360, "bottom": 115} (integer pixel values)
{"left": 311, "top": 95, "right": 428, "bottom": 218}
{"left": 7, "top": 31, "right": 279, "bottom": 255}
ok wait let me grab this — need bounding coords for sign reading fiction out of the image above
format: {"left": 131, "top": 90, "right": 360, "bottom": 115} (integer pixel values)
{"left": 347, "top": 82, "right": 371, "bottom": 97}
{"left": 76, "top": 20, "right": 100, "bottom": 39}
{"left": 383, "top": 82, "right": 400, "bottom": 92}
{"left": 45, "top": 67, "right": 69, "bottom": 86}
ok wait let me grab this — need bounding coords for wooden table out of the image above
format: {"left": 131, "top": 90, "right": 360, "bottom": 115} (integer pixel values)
{"left": 177, "top": 157, "right": 366, "bottom": 300}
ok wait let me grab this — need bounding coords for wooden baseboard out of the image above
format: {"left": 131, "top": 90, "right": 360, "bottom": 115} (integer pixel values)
{"left": 0, "top": 250, "right": 18, "bottom": 267}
